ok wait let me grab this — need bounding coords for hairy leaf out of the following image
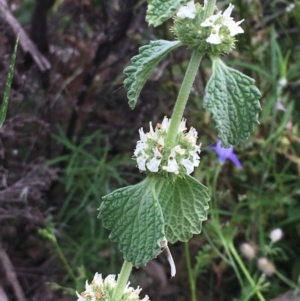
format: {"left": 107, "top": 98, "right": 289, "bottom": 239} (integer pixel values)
{"left": 204, "top": 57, "right": 262, "bottom": 147}
{"left": 98, "top": 178, "right": 164, "bottom": 267}
{"left": 124, "top": 40, "right": 181, "bottom": 109}
{"left": 146, "top": 0, "right": 189, "bottom": 27}
{"left": 156, "top": 175, "right": 210, "bottom": 243}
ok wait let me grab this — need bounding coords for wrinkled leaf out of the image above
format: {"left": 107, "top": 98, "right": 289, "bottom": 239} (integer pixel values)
{"left": 204, "top": 57, "right": 262, "bottom": 147}
{"left": 98, "top": 177, "right": 164, "bottom": 267}
{"left": 156, "top": 175, "right": 210, "bottom": 243}
{"left": 99, "top": 175, "right": 210, "bottom": 266}
{"left": 146, "top": 0, "right": 189, "bottom": 27}
{"left": 124, "top": 40, "right": 181, "bottom": 109}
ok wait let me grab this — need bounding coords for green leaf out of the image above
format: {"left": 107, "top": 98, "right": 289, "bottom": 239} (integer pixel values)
{"left": 204, "top": 57, "right": 262, "bottom": 147}
{"left": 146, "top": 0, "right": 189, "bottom": 27}
{"left": 99, "top": 175, "right": 210, "bottom": 266}
{"left": 124, "top": 40, "right": 181, "bottom": 109}
{"left": 98, "top": 178, "right": 164, "bottom": 267}
{"left": 0, "top": 38, "right": 18, "bottom": 128}
{"left": 156, "top": 175, "right": 210, "bottom": 243}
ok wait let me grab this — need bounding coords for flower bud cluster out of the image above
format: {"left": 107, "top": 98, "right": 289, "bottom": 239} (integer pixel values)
{"left": 134, "top": 117, "right": 201, "bottom": 176}
{"left": 239, "top": 228, "right": 284, "bottom": 277}
{"left": 172, "top": 1, "right": 244, "bottom": 56}
{"left": 76, "top": 273, "right": 150, "bottom": 301}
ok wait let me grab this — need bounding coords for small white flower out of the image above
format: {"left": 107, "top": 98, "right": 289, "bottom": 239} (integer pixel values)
{"left": 161, "top": 116, "right": 170, "bottom": 131}
{"left": 157, "top": 135, "right": 165, "bottom": 146}
{"left": 134, "top": 140, "right": 147, "bottom": 156}
{"left": 135, "top": 286, "right": 142, "bottom": 295}
{"left": 223, "top": 19, "right": 244, "bottom": 36}
{"left": 258, "top": 258, "right": 276, "bottom": 276}
{"left": 76, "top": 291, "right": 85, "bottom": 301}
{"left": 177, "top": 1, "right": 196, "bottom": 19}
{"left": 147, "top": 121, "right": 157, "bottom": 140}
{"left": 200, "top": 11, "right": 222, "bottom": 27}
{"left": 240, "top": 243, "right": 256, "bottom": 260}
{"left": 92, "top": 272, "right": 103, "bottom": 286}
{"left": 123, "top": 282, "right": 144, "bottom": 301}
{"left": 136, "top": 150, "right": 149, "bottom": 171}
{"left": 270, "top": 228, "right": 283, "bottom": 243}
{"left": 201, "top": 3, "right": 244, "bottom": 44}
{"left": 189, "top": 149, "right": 200, "bottom": 166}
{"left": 127, "top": 287, "right": 140, "bottom": 300}
{"left": 104, "top": 274, "right": 117, "bottom": 288}
{"left": 206, "top": 24, "right": 222, "bottom": 44}
{"left": 194, "top": 143, "right": 201, "bottom": 153}
{"left": 84, "top": 280, "right": 93, "bottom": 294}
{"left": 181, "top": 158, "right": 194, "bottom": 174}
{"left": 149, "top": 121, "right": 155, "bottom": 134}
{"left": 184, "top": 127, "right": 198, "bottom": 143}
{"left": 163, "top": 147, "right": 179, "bottom": 174}
{"left": 223, "top": 3, "right": 234, "bottom": 18}
{"left": 221, "top": 4, "right": 244, "bottom": 36}
{"left": 174, "top": 145, "right": 186, "bottom": 155}
{"left": 178, "top": 118, "right": 187, "bottom": 132}
{"left": 286, "top": 3, "right": 295, "bottom": 12}
{"left": 146, "top": 148, "right": 162, "bottom": 172}
{"left": 139, "top": 128, "right": 147, "bottom": 142}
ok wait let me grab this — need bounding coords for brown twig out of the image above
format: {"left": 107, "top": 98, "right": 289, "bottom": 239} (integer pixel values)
{"left": 0, "top": 286, "right": 9, "bottom": 301}
{"left": 0, "top": 0, "right": 51, "bottom": 72}
{"left": 0, "top": 245, "right": 26, "bottom": 301}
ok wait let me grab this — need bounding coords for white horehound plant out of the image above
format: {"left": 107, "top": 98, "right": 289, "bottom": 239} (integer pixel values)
{"left": 76, "top": 1, "right": 262, "bottom": 300}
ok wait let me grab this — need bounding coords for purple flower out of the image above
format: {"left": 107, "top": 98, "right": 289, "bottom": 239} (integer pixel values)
{"left": 210, "top": 140, "right": 242, "bottom": 169}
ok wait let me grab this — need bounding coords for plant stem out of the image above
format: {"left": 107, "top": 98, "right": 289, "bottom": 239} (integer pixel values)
{"left": 211, "top": 164, "right": 222, "bottom": 222}
{"left": 275, "top": 270, "right": 300, "bottom": 291}
{"left": 203, "top": 0, "right": 217, "bottom": 18}
{"left": 184, "top": 242, "right": 197, "bottom": 301}
{"left": 228, "top": 242, "right": 266, "bottom": 301}
{"left": 165, "top": 51, "right": 202, "bottom": 147}
{"left": 112, "top": 260, "right": 133, "bottom": 301}
{"left": 165, "top": 0, "right": 217, "bottom": 147}
{"left": 52, "top": 235, "right": 78, "bottom": 288}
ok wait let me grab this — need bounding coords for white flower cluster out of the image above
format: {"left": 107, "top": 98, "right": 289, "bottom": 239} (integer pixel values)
{"left": 239, "top": 228, "right": 284, "bottom": 277}
{"left": 176, "top": 1, "right": 244, "bottom": 45}
{"left": 134, "top": 117, "right": 201, "bottom": 175}
{"left": 76, "top": 273, "right": 150, "bottom": 301}
{"left": 201, "top": 3, "right": 244, "bottom": 44}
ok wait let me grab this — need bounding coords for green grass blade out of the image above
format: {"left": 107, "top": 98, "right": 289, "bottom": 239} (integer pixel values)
{"left": 0, "top": 37, "right": 19, "bottom": 128}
